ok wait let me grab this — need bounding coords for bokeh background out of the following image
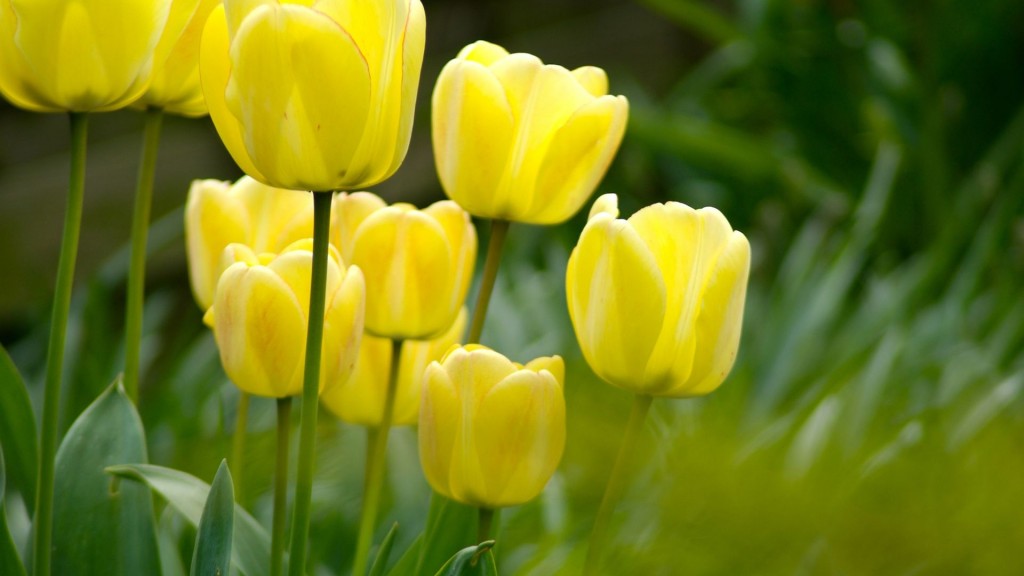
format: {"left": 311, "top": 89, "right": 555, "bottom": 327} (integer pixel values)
{"left": 3, "top": 0, "right": 1024, "bottom": 574}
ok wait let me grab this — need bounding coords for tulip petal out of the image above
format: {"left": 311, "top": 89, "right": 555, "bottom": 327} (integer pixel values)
{"left": 185, "top": 179, "right": 251, "bottom": 310}
{"left": 571, "top": 66, "right": 608, "bottom": 97}
{"left": 457, "top": 40, "right": 509, "bottom": 66}
{"left": 432, "top": 59, "right": 515, "bottom": 218}
{"left": 419, "top": 362, "right": 461, "bottom": 500}
{"left": 677, "top": 232, "right": 751, "bottom": 397}
{"left": 321, "top": 264, "right": 366, "bottom": 394}
{"left": 321, "top": 333, "right": 391, "bottom": 425}
{"left": 142, "top": 0, "right": 218, "bottom": 115}
{"left": 234, "top": 177, "right": 314, "bottom": 251}
{"left": 200, "top": 4, "right": 267, "bottom": 181}
{"left": 423, "top": 201, "right": 478, "bottom": 322}
{"left": 629, "top": 204, "right": 735, "bottom": 392}
{"left": 330, "top": 192, "right": 387, "bottom": 261}
{"left": 529, "top": 95, "right": 628, "bottom": 224}
{"left": 394, "top": 308, "right": 468, "bottom": 425}
{"left": 214, "top": 263, "right": 306, "bottom": 397}
{"left": 226, "top": 4, "right": 371, "bottom": 190}
{"left": 474, "top": 369, "right": 565, "bottom": 507}
{"left": 265, "top": 242, "right": 343, "bottom": 324}
{"left": 566, "top": 216, "right": 667, "bottom": 391}
{"left": 524, "top": 356, "right": 565, "bottom": 386}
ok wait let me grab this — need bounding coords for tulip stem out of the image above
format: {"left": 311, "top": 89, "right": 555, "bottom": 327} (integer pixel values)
{"left": 477, "top": 507, "right": 494, "bottom": 543}
{"left": 287, "top": 191, "right": 333, "bottom": 576}
{"left": 352, "top": 338, "right": 403, "bottom": 576}
{"left": 231, "top": 391, "right": 251, "bottom": 504}
{"left": 467, "top": 219, "right": 510, "bottom": 344}
{"left": 272, "top": 396, "right": 292, "bottom": 576}
{"left": 124, "top": 107, "right": 164, "bottom": 403}
{"left": 584, "top": 394, "right": 653, "bottom": 575}
{"left": 33, "top": 112, "right": 89, "bottom": 576}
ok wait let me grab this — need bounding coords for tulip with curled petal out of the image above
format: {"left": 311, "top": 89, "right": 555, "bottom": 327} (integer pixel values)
{"left": 566, "top": 194, "right": 751, "bottom": 397}
{"left": 432, "top": 40, "right": 628, "bottom": 225}
{"left": 418, "top": 345, "right": 565, "bottom": 508}
{"left": 204, "top": 240, "right": 365, "bottom": 398}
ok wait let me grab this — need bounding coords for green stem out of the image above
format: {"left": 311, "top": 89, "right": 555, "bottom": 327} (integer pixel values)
{"left": 287, "top": 191, "right": 333, "bottom": 576}
{"left": 352, "top": 338, "right": 403, "bottom": 576}
{"left": 477, "top": 507, "right": 494, "bottom": 544}
{"left": 272, "top": 396, "right": 292, "bottom": 576}
{"left": 32, "top": 112, "right": 89, "bottom": 576}
{"left": 414, "top": 492, "right": 443, "bottom": 574}
{"left": 583, "top": 394, "right": 653, "bottom": 575}
{"left": 467, "top": 220, "right": 509, "bottom": 344}
{"left": 231, "top": 391, "right": 251, "bottom": 504}
{"left": 123, "top": 108, "right": 163, "bottom": 403}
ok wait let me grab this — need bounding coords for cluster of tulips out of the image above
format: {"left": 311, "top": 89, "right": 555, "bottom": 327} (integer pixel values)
{"left": 1, "top": 0, "right": 750, "bottom": 575}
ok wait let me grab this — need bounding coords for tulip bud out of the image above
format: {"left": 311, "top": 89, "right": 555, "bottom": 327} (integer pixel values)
{"left": 432, "top": 40, "right": 629, "bottom": 225}
{"left": 185, "top": 176, "right": 314, "bottom": 311}
{"left": 0, "top": 0, "right": 199, "bottom": 112}
{"left": 204, "top": 240, "right": 365, "bottom": 398}
{"left": 322, "top": 309, "right": 468, "bottom": 426}
{"left": 418, "top": 345, "right": 565, "bottom": 508}
{"left": 137, "top": 0, "right": 220, "bottom": 116}
{"left": 199, "top": 0, "right": 426, "bottom": 191}
{"left": 332, "top": 192, "right": 476, "bottom": 340}
{"left": 566, "top": 194, "right": 751, "bottom": 397}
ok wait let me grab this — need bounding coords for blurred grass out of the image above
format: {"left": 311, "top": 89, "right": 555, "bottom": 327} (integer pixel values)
{"left": 2, "top": 0, "right": 1024, "bottom": 574}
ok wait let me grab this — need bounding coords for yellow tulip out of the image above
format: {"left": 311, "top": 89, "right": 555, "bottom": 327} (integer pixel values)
{"left": 185, "top": 176, "right": 314, "bottom": 311}
{"left": 418, "top": 345, "right": 565, "bottom": 508}
{"left": 137, "top": 0, "right": 220, "bottom": 116}
{"left": 0, "top": 0, "right": 200, "bottom": 112}
{"left": 204, "top": 240, "right": 365, "bottom": 398}
{"left": 199, "top": 0, "right": 426, "bottom": 191}
{"left": 566, "top": 194, "right": 751, "bottom": 397}
{"left": 332, "top": 192, "right": 476, "bottom": 340}
{"left": 432, "top": 40, "right": 629, "bottom": 225}
{"left": 322, "top": 309, "right": 467, "bottom": 427}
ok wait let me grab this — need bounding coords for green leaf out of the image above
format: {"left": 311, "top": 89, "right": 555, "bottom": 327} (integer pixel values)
{"left": 433, "top": 542, "right": 497, "bottom": 576}
{"left": 0, "top": 445, "right": 27, "bottom": 576}
{"left": 368, "top": 522, "right": 399, "bottom": 576}
{"left": 0, "top": 344, "right": 37, "bottom": 506}
{"left": 191, "top": 460, "right": 234, "bottom": 576}
{"left": 388, "top": 494, "right": 477, "bottom": 576}
{"left": 106, "top": 463, "right": 270, "bottom": 576}
{"left": 52, "top": 381, "right": 160, "bottom": 575}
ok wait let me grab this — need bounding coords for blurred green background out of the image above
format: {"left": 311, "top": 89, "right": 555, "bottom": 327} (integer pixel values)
{"left": 2, "top": 0, "right": 1024, "bottom": 574}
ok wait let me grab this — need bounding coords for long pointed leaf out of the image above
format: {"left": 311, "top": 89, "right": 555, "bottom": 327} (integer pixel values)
{"left": 433, "top": 542, "right": 497, "bottom": 576}
{"left": 368, "top": 522, "right": 399, "bottom": 576}
{"left": 0, "top": 445, "right": 27, "bottom": 576}
{"left": 191, "top": 460, "right": 234, "bottom": 576}
{"left": 52, "top": 381, "right": 160, "bottom": 574}
{"left": 0, "top": 345, "right": 37, "bottom": 506}
{"left": 106, "top": 463, "right": 270, "bottom": 576}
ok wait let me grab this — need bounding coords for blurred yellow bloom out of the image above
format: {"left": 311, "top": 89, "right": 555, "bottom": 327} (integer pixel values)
{"left": 0, "top": 0, "right": 200, "bottom": 112}
{"left": 205, "top": 240, "right": 365, "bottom": 398}
{"left": 418, "top": 345, "right": 565, "bottom": 508}
{"left": 432, "top": 40, "right": 628, "bottom": 225}
{"left": 199, "top": 0, "right": 426, "bottom": 191}
{"left": 331, "top": 192, "right": 476, "bottom": 340}
{"left": 566, "top": 194, "right": 751, "bottom": 397}
{"left": 322, "top": 309, "right": 467, "bottom": 426}
{"left": 137, "top": 0, "right": 220, "bottom": 116}
{"left": 185, "top": 176, "right": 314, "bottom": 311}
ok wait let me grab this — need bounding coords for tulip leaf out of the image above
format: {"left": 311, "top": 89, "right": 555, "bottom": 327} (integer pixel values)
{"left": 190, "top": 460, "right": 234, "bottom": 576}
{"left": 368, "top": 522, "right": 399, "bottom": 576}
{"left": 52, "top": 380, "right": 161, "bottom": 575}
{"left": 432, "top": 541, "right": 498, "bottom": 576}
{"left": 0, "top": 445, "right": 27, "bottom": 576}
{"left": 388, "top": 494, "right": 478, "bottom": 576}
{"left": 0, "top": 344, "right": 37, "bottom": 506}
{"left": 106, "top": 463, "right": 270, "bottom": 576}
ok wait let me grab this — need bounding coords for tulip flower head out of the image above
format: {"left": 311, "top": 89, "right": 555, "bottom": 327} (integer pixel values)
{"left": 418, "top": 345, "right": 566, "bottom": 508}
{"left": 185, "top": 176, "right": 314, "bottom": 311}
{"left": 137, "top": 0, "right": 220, "bottom": 116}
{"left": 322, "top": 309, "right": 467, "bottom": 427}
{"left": 205, "top": 239, "right": 365, "bottom": 398}
{"left": 199, "top": 0, "right": 426, "bottom": 191}
{"left": 433, "top": 40, "right": 629, "bottom": 225}
{"left": 0, "top": 0, "right": 201, "bottom": 112}
{"left": 331, "top": 192, "right": 476, "bottom": 340}
{"left": 567, "top": 194, "right": 751, "bottom": 397}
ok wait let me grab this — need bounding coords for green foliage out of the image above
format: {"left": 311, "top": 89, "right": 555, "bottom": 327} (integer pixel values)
{"left": 0, "top": 345, "right": 36, "bottom": 506}
{"left": 107, "top": 464, "right": 270, "bottom": 576}
{"left": 0, "top": 446, "right": 27, "bottom": 576}
{"left": 51, "top": 381, "right": 160, "bottom": 575}
{"left": 432, "top": 542, "right": 497, "bottom": 576}
{"left": 190, "top": 460, "right": 234, "bottom": 576}
{"left": 367, "top": 523, "right": 398, "bottom": 576}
